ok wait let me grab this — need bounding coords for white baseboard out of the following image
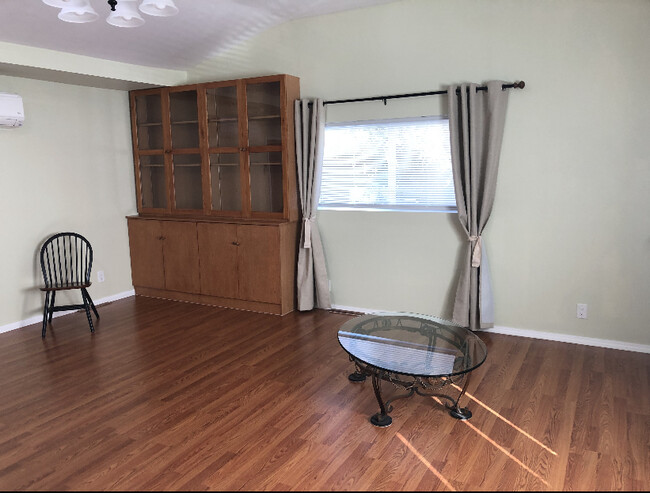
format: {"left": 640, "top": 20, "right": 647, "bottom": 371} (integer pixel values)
{"left": 330, "top": 304, "right": 650, "bottom": 354}
{"left": 5, "top": 298, "right": 648, "bottom": 354}
{"left": 0, "top": 290, "right": 135, "bottom": 335}
{"left": 482, "top": 325, "right": 650, "bottom": 354}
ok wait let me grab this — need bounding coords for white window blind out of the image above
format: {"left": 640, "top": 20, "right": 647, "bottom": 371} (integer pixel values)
{"left": 319, "top": 117, "right": 457, "bottom": 212}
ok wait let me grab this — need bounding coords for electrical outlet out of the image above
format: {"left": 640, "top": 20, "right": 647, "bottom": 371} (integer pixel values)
{"left": 577, "top": 303, "right": 587, "bottom": 319}
{"left": 97, "top": 270, "right": 105, "bottom": 283}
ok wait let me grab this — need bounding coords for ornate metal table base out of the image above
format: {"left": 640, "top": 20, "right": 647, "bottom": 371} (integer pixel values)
{"left": 348, "top": 371, "right": 367, "bottom": 383}
{"left": 448, "top": 406, "right": 472, "bottom": 420}
{"left": 348, "top": 359, "right": 474, "bottom": 427}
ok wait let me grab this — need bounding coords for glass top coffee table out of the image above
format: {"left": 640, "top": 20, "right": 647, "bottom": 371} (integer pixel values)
{"left": 338, "top": 312, "right": 488, "bottom": 427}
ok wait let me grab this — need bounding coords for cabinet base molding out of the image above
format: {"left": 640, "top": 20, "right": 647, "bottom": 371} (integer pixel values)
{"left": 134, "top": 287, "right": 292, "bottom": 316}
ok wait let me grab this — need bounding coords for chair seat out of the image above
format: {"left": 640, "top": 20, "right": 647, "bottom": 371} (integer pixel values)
{"left": 41, "top": 281, "right": 92, "bottom": 291}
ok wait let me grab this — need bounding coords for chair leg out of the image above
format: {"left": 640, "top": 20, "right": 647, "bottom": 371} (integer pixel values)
{"left": 48, "top": 291, "right": 56, "bottom": 323}
{"left": 81, "top": 289, "right": 95, "bottom": 333}
{"left": 42, "top": 291, "right": 50, "bottom": 338}
{"left": 83, "top": 288, "right": 99, "bottom": 320}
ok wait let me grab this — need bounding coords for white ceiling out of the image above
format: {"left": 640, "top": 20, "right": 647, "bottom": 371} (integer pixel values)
{"left": 0, "top": 0, "right": 400, "bottom": 71}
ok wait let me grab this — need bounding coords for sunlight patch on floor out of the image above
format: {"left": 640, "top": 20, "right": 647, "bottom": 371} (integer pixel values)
{"left": 462, "top": 421, "right": 549, "bottom": 486}
{"left": 396, "top": 432, "right": 456, "bottom": 491}
{"left": 427, "top": 395, "right": 550, "bottom": 486}
{"left": 449, "top": 383, "right": 557, "bottom": 456}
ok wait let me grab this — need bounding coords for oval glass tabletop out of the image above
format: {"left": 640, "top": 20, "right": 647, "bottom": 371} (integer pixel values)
{"left": 337, "top": 312, "right": 487, "bottom": 378}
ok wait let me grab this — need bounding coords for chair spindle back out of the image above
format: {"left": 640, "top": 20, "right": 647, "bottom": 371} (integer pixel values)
{"left": 40, "top": 232, "right": 93, "bottom": 288}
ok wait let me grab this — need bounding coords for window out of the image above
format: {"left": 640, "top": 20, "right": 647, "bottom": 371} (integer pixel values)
{"left": 319, "top": 117, "right": 456, "bottom": 212}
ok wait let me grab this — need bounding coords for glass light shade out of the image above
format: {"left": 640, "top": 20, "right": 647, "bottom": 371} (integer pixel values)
{"left": 107, "top": 1, "right": 145, "bottom": 27}
{"left": 139, "top": 0, "right": 179, "bottom": 17}
{"left": 42, "top": 0, "right": 76, "bottom": 7}
{"left": 57, "top": 0, "right": 99, "bottom": 23}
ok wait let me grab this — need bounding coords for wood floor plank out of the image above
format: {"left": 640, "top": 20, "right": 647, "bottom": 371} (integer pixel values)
{"left": 0, "top": 296, "right": 647, "bottom": 491}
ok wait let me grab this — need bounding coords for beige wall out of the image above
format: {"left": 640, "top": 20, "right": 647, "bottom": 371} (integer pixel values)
{"left": 2, "top": 0, "right": 648, "bottom": 347}
{"left": 0, "top": 75, "right": 137, "bottom": 329}
{"left": 188, "top": 0, "right": 650, "bottom": 346}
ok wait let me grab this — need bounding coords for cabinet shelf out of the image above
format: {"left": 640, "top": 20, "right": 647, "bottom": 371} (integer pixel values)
{"left": 248, "top": 114, "right": 281, "bottom": 121}
{"left": 138, "top": 122, "right": 163, "bottom": 127}
{"left": 208, "top": 115, "right": 280, "bottom": 123}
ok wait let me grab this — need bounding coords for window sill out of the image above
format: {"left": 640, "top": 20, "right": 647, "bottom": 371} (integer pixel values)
{"left": 317, "top": 205, "right": 457, "bottom": 214}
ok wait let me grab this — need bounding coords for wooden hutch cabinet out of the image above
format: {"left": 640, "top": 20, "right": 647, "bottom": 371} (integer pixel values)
{"left": 127, "top": 74, "right": 300, "bottom": 315}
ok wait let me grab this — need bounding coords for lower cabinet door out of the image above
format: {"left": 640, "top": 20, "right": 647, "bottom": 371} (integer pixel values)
{"left": 237, "top": 224, "right": 281, "bottom": 304}
{"left": 197, "top": 222, "right": 239, "bottom": 299}
{"left": 128, "top": 217, "right": 291, "bottom": 312}
{"left": 160, "top": 221, "right": 201, "bottom": 294}
{"left": 127, "top": 218, "right": 165, "bottom": 290}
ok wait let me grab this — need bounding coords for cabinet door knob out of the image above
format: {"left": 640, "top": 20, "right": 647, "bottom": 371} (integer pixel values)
{"left": 232, "top": 241, "right": 240, "bottom": 246}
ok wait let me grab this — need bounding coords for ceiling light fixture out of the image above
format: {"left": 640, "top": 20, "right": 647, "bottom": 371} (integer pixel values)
{"left": 42, "top": 0, "right": 178, "bottom": 28}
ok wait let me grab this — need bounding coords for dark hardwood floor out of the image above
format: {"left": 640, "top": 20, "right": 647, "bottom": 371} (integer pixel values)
{"left": 0, "top": 296, "right": 647, "bottom": 491}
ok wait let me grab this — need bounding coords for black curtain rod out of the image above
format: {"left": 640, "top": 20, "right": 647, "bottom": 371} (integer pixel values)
{"left": 323, "top": 80, "right": 525, "bottom": 106}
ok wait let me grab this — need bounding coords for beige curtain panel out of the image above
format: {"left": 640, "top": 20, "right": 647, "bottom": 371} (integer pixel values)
{"left": 295, "top": 99, "right": 331, "bottom": 311}
{"left": 448, "top": 81, "right": 510, "bottom": 330}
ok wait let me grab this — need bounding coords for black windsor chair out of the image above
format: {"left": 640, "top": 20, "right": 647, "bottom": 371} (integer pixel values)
{"left": 40, "top": 232, "right": 99, "bottom": 338}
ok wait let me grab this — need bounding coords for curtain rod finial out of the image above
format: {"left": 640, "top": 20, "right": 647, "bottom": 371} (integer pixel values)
{"left": 515, "top": 81, "right": 525, "bottom": 89}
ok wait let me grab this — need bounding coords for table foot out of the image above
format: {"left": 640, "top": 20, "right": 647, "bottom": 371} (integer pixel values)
{"left": 348, "top": 372, "right": 367, "bottom": 383}
{"left": 449, "top": 406, "right": 472, "bottom": 420}
{"left": 370, "top": 413, "right": 393, "bottom": 427}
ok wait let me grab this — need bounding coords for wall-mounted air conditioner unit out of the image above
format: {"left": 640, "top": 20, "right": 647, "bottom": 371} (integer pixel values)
{"left": 0, "top": 93, "right": 24, "bottom": 128}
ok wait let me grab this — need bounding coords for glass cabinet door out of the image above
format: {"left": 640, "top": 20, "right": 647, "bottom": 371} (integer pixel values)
{"left": 246, "top": 81, "right": 282, "bottom": 147}
{"left": 249, "top": 151, "right": 283, "bottom": 213}
{"left": 206, "top": 84, "right": 242, "bottom": 214}
{"left": 169, "top": 90, "right": 200, "bottom": 149}
{"left": 139, "top": 154, "right": 167, "bottom": 209}
{"left": 169, "top": 90, "right": 202, "bottom": 211}
{"left": 172, "top": 153, "right": 203, "bottom": 210}
{"left": 209, "top": 152, "right": 241, "bottom": 212}
{"left": 246, "top": 81, "right": 284, "bottom": 214}
{"left": 134, "top": 93, "right": 167, "bottom": 210}
{"left": 135, "top": 93, "right": 164, "bottom": 150}
{"left": 206, "top": 85, "right": 239, "bottom": 148}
